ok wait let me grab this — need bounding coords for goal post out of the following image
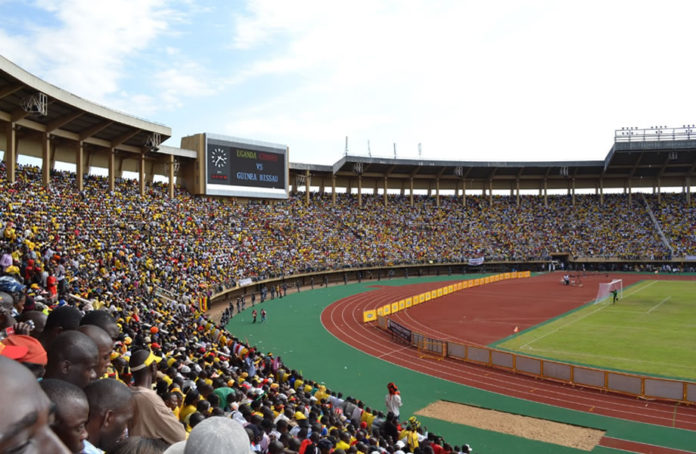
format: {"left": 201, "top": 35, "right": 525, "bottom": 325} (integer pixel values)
{"left": 595, "top": 279, "right": 623, "bottom": 304}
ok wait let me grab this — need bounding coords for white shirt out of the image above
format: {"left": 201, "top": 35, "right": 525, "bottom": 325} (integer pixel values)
{"left": 385, "top": 392, "right": 402, "bottom": 417}
{"left": 81, "top": 439, "right": 104, "bottom": 454}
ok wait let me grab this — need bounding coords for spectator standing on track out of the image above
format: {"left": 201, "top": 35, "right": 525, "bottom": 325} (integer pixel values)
{"left": 252, "top": 309, "right": 257, "bottom": 324}
{"left": 261, "top": 308, "right": 267, "bottom": 323}
{"left": 385, "top": 382, "right": 402, "bottom": 420}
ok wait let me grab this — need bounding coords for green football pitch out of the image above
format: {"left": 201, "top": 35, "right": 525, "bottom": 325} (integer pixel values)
{"left": 497, "top": 279, "right": 696, "bottom": 380}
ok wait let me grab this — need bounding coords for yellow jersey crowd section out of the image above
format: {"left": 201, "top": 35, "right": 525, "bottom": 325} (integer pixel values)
{"left": 362, "top": 271, "right": 531, "bottom": 323}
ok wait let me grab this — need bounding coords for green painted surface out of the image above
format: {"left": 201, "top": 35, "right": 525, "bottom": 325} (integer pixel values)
{"left": 498, "top": 280, "right": 696, "bottom": 380}
{"left": 226, "top": 276, "right": 696, "bottom": 453}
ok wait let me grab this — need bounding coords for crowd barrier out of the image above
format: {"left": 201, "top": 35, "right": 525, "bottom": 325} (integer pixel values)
{"left": 376, "top": 315, "right": 696, "bottom": 404}
{"left": 362, "top": 271, "right": 531, "bottom": 322}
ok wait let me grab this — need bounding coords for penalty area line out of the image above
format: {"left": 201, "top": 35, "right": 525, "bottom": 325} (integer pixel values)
{"left": 521, "top": 280, "right": 658, "bottom": 350}
{"left": 646, "top": 296, "right": 670, "bottom": 314}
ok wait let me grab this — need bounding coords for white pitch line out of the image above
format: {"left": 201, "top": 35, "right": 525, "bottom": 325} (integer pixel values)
{"left": 377, "top": 345, "right": 412, "bottom": 359}
{"left": 646, "top": 296, "right": 671, "bottom": 314}
{"left": 520, "top": 305, "right": 608, "bottom": 350}
{"left": 520, "top": 280, "right": 658, "bottom": 350}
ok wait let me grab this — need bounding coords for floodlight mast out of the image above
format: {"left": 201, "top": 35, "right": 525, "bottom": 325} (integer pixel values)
{"left": 614, "top": 124, "right": 696, "bottom": 143}
{"left": 22, "top": 92, "right": 48, "bottom": 116}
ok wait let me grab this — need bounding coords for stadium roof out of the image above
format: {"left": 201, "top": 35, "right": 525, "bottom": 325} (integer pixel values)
{"left": 3, "top": 54, "right": 695, "bottom": 192}
{"left": 0, "top": 55, "right": 170, "bottom": 155}
{"left": 290, "top": 133, "right": 696, "bottom": 191}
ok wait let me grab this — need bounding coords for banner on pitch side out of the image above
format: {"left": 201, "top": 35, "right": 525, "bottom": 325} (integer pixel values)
{"left": 363, "top": 309, "right": 377, "bottom": 323}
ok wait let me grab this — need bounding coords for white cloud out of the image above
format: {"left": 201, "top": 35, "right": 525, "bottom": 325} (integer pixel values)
{"left": 222, "top": 0, "right": 696, "bottom": 163}
{"left": 4, "top": 0, "right": 696, "bottom": 164}
{"left": 154, "top": 63, "right": 219, "bottom": 109}
{"left": 0, "top": 0, "right": 171, "bottom": 101}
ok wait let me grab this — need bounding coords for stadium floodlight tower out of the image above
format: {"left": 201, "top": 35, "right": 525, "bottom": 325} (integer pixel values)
{"left": 21, "top": 92, "right": 47, "bottom": 116}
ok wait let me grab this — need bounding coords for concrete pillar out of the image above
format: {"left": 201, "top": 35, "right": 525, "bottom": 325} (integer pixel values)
{"left": 543, "top": 178, "right": 548, "bottom": 208}
{"left": 488, "top": 180, "right": 493, "bottom": 206}
{"left": 147, "top": 161, "right": 155, "bottom": 186}
{"left": 168, "top": 154, "right": 175, "bottom": 198}
{"left": 435, "top": 178, "right": 440, "bottom": 208}
{"left": 686, "top": 177, "right": 691, "bottom": 206}
{"left": 516, "top": 179, "right": 520, "bottom": 207}
{"left": 657, "top": 178, "right": 661, "bottom": 204}
{"left": 331, "top": 174, "right": 336, "bottom": 205}
{"left": 108, "top": 147, "right": 115, "bottom": 193}
{"left": 41, "top": 133, "right": 51, "bottom": 188}
{"left": 571, "top": 178, "right": 576, "bottom": 206}
{"left": 305, "top": 169, "right": 310, "bottom": 206}
{"left": 4, "top": 122, "right": 16, "bottom": 184}
{"left": 139, "top": 151, "right": 145, "bottom": 197}
{"left": 599, "top": 179, "right": 604, "bottom": 205}
{"left": 462, "top": 180, "right": 466, "bottom": 206}
{"left": 358, "top": 175, "right": 362, "bottom": 207}
{"left": 76, "top": 141, "right": 84, "bottom": 192}
{"left": 409, "top": 177, "right": 414, "bottom": 207}
{"left": 383, "top": 176, "right": 388, "bottom": 207}
{"left": 627, "top": 179, "right": 632, "bottom": 206}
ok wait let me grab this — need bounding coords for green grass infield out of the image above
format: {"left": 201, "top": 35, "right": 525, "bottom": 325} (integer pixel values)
{"left": 497, "top": 279, "right": 696, "bottom": 380}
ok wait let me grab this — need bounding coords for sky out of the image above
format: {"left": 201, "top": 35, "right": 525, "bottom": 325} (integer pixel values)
{"left": 1, "top": 0, "right": 695, "bottom": 166}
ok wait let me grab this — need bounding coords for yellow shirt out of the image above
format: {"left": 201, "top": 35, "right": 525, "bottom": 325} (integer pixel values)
{"left": 179, "top": 404, "right": 196, "bottom": 424}
{"left": 361, "top": 411, "right": 375, "bottom": 428}
{"left": 399, "top": 430, "right": 419, "bottom": 451}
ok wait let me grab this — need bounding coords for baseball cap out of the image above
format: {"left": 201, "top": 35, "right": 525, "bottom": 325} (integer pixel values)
{"left": 0, "top": 340, "right": 28, "bottom": 360}
{"left": 1, "top": 335, "right": 47, "bottom": 365}
{"left": 130, "top": 350, "right": 162, "bottom": 372}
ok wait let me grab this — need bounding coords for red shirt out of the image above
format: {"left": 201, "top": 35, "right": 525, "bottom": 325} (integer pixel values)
{"left": 46, "top": 275, "right": 57, "bottom": 296}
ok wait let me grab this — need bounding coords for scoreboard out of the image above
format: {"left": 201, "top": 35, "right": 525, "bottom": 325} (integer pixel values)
{"left": 205, "top": 133, "right": 288, "bottom": 199}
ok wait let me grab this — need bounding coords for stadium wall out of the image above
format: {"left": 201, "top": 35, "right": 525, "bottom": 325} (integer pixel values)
{"left": 207, "top": 259, "right": 692, "bottom": 309}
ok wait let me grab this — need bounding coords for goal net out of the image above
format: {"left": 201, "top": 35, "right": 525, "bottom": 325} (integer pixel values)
{"left": 595, "top": 279, "right": 623, "bottom": 304}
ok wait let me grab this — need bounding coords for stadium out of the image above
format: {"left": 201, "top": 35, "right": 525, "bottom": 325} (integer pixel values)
{"left": 0, "top": 52, "right": 695, "bottom": 454}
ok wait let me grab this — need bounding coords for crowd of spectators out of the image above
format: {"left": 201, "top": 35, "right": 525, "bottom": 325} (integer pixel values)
{"left": 0, "top": 165, "right": 473, "bottom": 453}
{"left": 0, "top": 163, "right": 694, "bottom": 452}
{"left": 649, "top": 193, "right": 696, "bottom": 257}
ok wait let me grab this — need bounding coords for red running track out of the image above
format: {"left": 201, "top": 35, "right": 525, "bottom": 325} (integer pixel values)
{"left": 320, "top": 272, "right": 696, "bottom": 438}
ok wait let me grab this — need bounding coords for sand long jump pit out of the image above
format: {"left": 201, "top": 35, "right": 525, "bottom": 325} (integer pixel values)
{"left": 416, "top": 401, "right": 605, "bottom": 451}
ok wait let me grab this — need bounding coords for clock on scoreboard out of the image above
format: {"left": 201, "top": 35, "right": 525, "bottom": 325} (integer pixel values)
{"left": 207, "top": 146, "right": 231, "bottom": 183}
